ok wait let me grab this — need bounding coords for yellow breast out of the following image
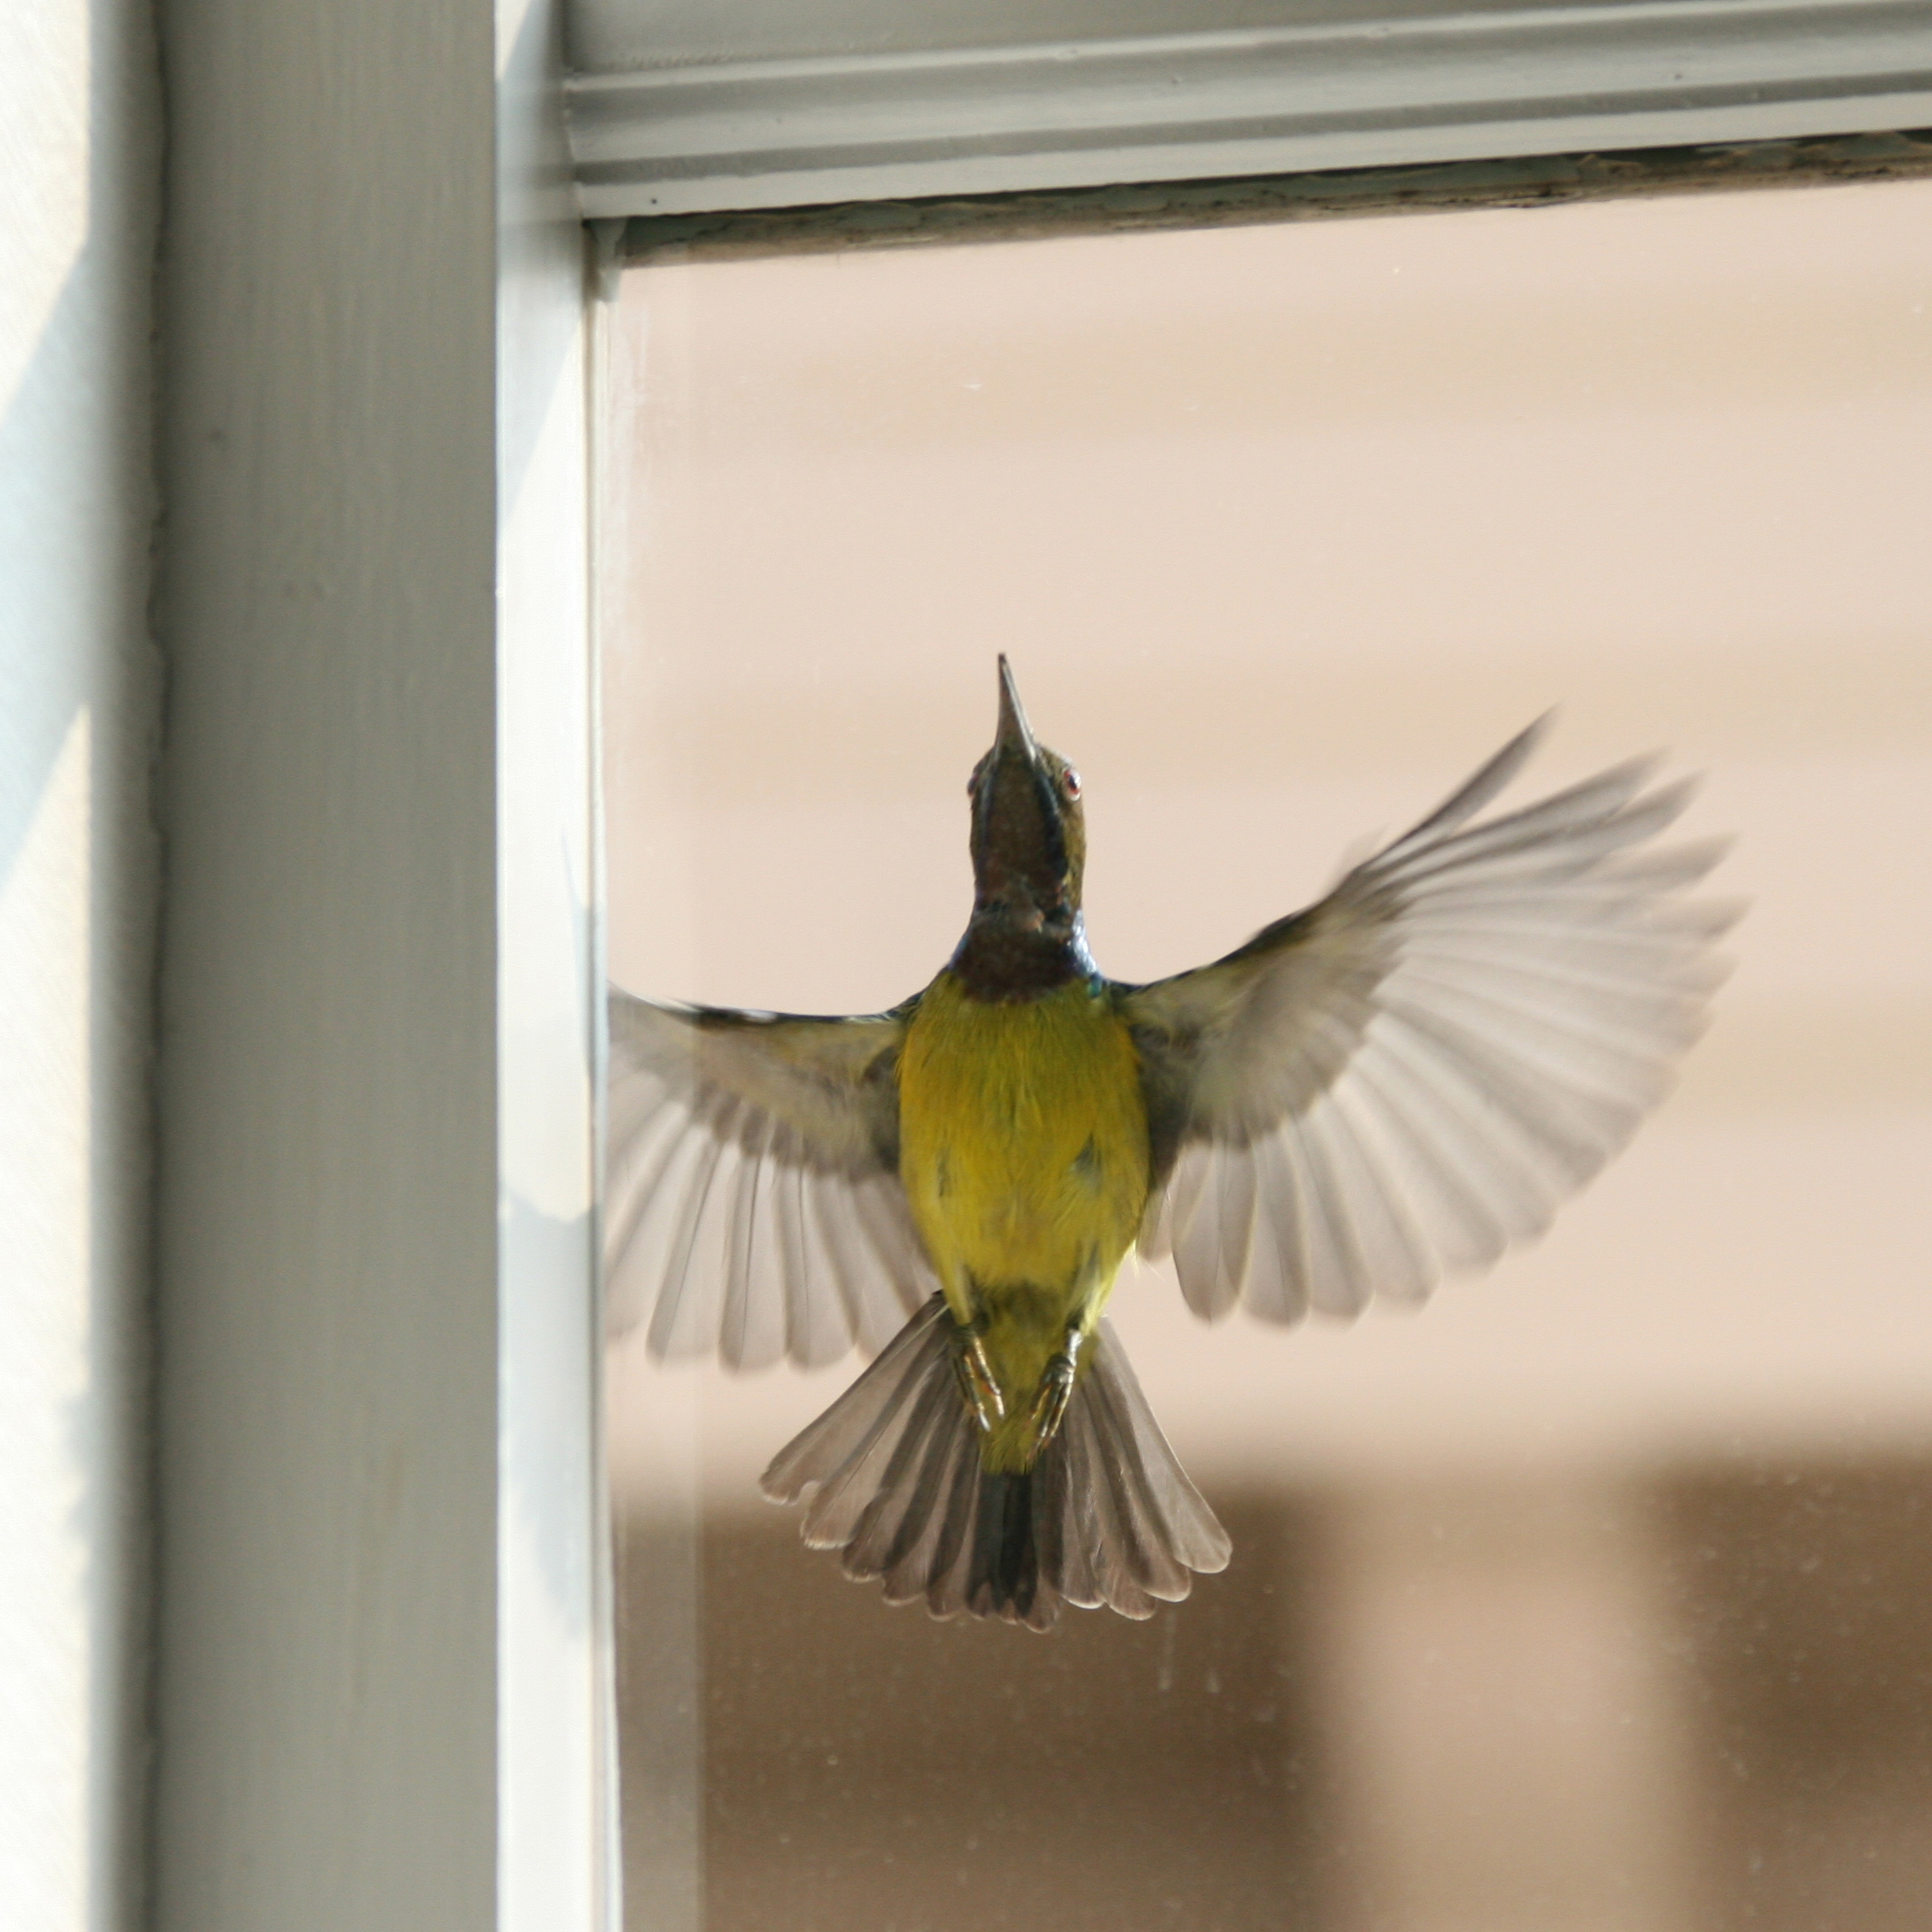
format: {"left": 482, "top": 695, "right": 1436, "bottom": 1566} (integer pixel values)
{"left": 898, "top": 971, "right": 1149, "bottom": 1334}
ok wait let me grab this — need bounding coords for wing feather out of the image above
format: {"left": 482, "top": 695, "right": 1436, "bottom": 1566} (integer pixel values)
{"left": 643, "top": 1131, "right": 732, "bottom": 1361}
{"left": 1124, "top": 721, "right": 1737, "bottom": 1325}
{"left": 605, "top": 990, "right": 934, "bottom": 1367}
{"left": 1237, "top": 1131, "right": 1311, "bottom": 1323}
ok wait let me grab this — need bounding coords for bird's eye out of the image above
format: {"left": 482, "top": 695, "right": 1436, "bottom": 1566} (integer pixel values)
{"left": 1062, "top": 769, "right": 1081, "bottom": 799}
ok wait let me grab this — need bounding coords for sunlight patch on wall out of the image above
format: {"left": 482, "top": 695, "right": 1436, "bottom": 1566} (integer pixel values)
{"left": 0, "top": 709, "right": 94, "bottom": 1919}
{"left": 0, "top": 0, "right": 89, "bottom": 416}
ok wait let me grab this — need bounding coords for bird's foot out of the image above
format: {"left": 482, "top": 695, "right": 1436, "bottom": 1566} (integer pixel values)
{"left": 1029, "top": 1328, "right": 1085, "bottom": 1445}
{"left": 954, "top": 1329, "right": 1005, "bottom": 1433}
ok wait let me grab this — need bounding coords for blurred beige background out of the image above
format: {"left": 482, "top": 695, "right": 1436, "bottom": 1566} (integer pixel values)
{"left": 603, "top": 178, "right": 1932, "bottom": 1932}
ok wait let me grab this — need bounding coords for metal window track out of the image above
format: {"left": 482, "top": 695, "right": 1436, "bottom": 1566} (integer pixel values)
{"left": 601, "top": 126, "right": 1932, "bottom": 261}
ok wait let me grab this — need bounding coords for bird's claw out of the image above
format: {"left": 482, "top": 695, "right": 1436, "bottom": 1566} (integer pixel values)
{"left": 1029, "top": 1329, "right": 1085, "bottom": 1445}
{"left": 955, "top": 1330, "right": 1005, "bottom": 1433}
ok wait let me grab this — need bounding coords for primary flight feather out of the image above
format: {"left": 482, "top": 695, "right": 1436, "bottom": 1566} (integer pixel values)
{"left": 605, "top": 661, "right": 1734, "bottom": 1630}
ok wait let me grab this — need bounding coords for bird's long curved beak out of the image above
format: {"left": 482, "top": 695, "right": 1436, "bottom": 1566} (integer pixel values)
{"left": 995, "top": 654, "right": 1040, "bottom": 764}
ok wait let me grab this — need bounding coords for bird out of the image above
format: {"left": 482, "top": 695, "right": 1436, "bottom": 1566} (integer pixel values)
{"left": 604, "top": 660, "right": 1734, "bottom": 1631}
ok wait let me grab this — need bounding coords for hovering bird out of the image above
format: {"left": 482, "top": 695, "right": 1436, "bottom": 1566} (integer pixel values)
{"left": 605, "top": 661, "right": 1732, "bottom": 1630}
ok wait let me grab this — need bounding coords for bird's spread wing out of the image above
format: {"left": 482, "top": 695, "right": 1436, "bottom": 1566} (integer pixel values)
{"left": 1121, "top": 718, "right": 1738, "bottom": 1325}
{"left": 605, "top": 991, "right": 936, "bottom": 1369}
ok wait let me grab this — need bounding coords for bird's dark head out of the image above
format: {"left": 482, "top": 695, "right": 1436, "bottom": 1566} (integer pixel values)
{"left": 953, "top": 658, "right": 1091, "bottom": 996}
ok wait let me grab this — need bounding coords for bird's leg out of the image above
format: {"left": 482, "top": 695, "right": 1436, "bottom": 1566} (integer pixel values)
{"left": 953, "top": 1324, "right": 1005, "bottom": 1434}
{"left": 1029, "top": 1324, "right": 1086, "bottom": 1446}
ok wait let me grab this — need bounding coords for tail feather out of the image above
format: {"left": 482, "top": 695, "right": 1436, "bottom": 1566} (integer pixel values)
{"left": 761, "top": 1297, "right": 948, "bottom": 1552}
{"left": 760, "top": 1293, "right": 1230, "bottom": 1630}
{"left": 970, "top": 1472, "right": 1041, "bottom": 1621}
{"left": 842, "top": 1366, "right": 957, "bottom": 1578}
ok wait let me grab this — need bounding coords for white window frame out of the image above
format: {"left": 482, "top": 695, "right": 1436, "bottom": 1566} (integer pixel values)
{"left": 154, "top": 2, "right": 606, "bottom": 1929}
{"left": 147, "top": 4, "right": 1932, "bottom": 1932}
{"left": 565, "top": 0, "right": 1932, "bottom": 217}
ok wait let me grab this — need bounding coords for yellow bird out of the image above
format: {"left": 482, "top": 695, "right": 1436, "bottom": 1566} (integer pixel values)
{"left": 606, "top": 661, "right": 1732, "bottom": 1629}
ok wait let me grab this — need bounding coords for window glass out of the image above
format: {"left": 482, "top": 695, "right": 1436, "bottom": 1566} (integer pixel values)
{"left": 604, "top": 179, "right": 1932, "bottom": 1932}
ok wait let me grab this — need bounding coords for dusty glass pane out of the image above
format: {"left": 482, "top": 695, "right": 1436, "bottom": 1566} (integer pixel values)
{"left": 602, "top": 179, "right": 1932, "bottom": 1932}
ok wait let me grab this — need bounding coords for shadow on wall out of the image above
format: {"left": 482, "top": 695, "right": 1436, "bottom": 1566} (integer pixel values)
{"left": 619, "top": 1461, "right": 1932, "bottom": 1932}
{"left": 657, "top": 1494, "right": 1333, "bottom": 1932}
{"left": 1665, "top": 1462, "right": 1932, "bottom": 1932}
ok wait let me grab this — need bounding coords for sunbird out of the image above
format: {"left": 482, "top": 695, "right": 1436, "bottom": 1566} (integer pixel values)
{"left": 606, "top": 662, "right": 1732, "bottom": 1629}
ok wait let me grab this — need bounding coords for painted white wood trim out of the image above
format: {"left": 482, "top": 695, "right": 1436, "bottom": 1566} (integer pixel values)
{"left": 566, "top": 0, "right": 1932, "bottom": 214}
{"left": 152, "top": 0, "right": 604, "bottom": 1925}
{"left": 497, "top": 0, "right": 609, "bottom": 1926}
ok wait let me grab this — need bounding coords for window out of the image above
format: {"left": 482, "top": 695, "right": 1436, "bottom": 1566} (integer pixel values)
{"left": 596, "top": 173, "right": 1932, "bottom": 1931}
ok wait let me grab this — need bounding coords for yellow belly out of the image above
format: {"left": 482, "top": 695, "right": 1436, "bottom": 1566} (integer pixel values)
{"left": 898, "top": 970, "right": 1149, "bottom": 1460}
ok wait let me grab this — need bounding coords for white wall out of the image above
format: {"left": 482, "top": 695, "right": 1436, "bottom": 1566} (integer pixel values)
{"left": 0, "top": 0, "right": 160, "bottom": 1926}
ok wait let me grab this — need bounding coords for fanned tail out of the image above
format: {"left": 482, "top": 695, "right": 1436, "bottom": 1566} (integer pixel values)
{"left": 760, "top": 1294, "right": 1231, "bottom": 1631}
